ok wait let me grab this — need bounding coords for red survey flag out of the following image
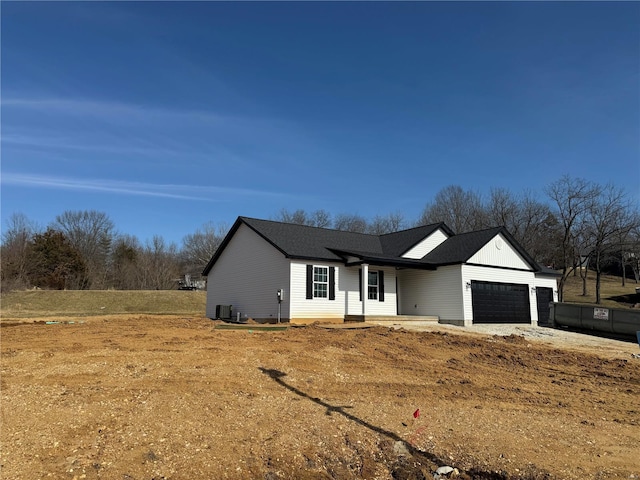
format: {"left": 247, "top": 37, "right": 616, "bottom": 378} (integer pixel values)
{"left": 413, "top": 408, "right": 420, "bottom": 419}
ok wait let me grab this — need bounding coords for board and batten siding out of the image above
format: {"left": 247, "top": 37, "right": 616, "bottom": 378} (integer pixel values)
{"left": 206, "top": 223, "right": 290, "bottom": 321}
{"left": 461, "top": 264, "right": 538, "bottom": 326}
{"left": 397, "top": 265, "right": 464, "bottom": 322}
{"left": 289, "top": 263, "right": 398, "bottom": 320}
{"left": 402, "top": 229, "right": 449, "bottom": 259}
{"left": 468, "top": 233, "right": 531, "bottom": 269}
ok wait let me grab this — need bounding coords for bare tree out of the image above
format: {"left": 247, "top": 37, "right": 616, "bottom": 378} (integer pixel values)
{"left": 544, "top": 176, "right": 600, "bottom": 302}
{"left": 418, "top": 185, "right": 486, "bottom": 233}
{"left": 368, "top": 212, "right": 407, "bottom": 235}
{"left": 53, "top": 210, "right": 115, "bottom": 289}
{"left": 486, "top": 187, "right": 518, "bottom": 230}
{"left": 1, "top": 213, "right": 39, "bottom": 290}
{"left": 573, "top": 214, "right": 595, "bottom": 297}
{"left": 276, "top": 209, "right": 309, "bottom": 225}
{"left": 614, "top": 212, "right": 640, "bottom": 286}
{"left": 585, "top": 184, "right": 637, "bottom": 303}
{"left": 627, "top": 224, "right": 640, "bottom": 283}
{"left": 418, "top": 186, "right": 559, "bottom": 264}
{"left": 309, "top": 210, "right": 332, "bottom": 228}
{"left": 181, "top": 221, "right": 229, "bottom": 272}
{"left": 333, "top": 213, "right": 368, "bottom": 233}
{"left": 518, "top": 193, "right": 559, "bottom": 266}
{"left": 137, "top": 236, "right": 181, "bottom": 290}
{"left": 275, "top": 209, "right": 332, "bottom": 228}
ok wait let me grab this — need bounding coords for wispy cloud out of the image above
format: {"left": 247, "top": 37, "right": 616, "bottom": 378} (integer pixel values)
{"left": 2, "top": 95, "right": 316, "bottom": 170}
{"left": 1, "top": 95, "right": 297, "bottom": 140}
{"left": 1, "top": 173, "right": 290, "bottom": 201}
{"left": 2, "top": 132, "right": 187, "bottom": 158}
{"left": 2, "top": 97, "right": 226, "bottom": 124}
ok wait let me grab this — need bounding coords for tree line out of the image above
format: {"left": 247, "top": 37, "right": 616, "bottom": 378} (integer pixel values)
{"left": 272, "top": 176, "right": 640, "bottom": 303}
{"left": 2, "top": 175, "right": 639, "bottom": 303}
{"left": 1, "top": 211, "right": 229, "bottom": 292}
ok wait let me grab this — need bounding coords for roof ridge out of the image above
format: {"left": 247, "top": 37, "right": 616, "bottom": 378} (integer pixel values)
{"left": 450, "top": 225, "right": 504, "bottom": 237}
{"left": 241, "top": 216, "right": 379, "bottom": 238}
{"left": 379, "top": 222, "right": 445, "bottom": 237}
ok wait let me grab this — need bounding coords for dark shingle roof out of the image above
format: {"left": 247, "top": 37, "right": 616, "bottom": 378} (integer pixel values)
{"left": 241, "top": 217, "right": 383, "bottom": 261}
{"left": 203, "top": 217, "right": 386, "bottom": 274}
{"left": 202, "top": 217, "right": 543, "bottom": 275}
{"left": 422, "top": 226, "right": 541, "bottom": 270}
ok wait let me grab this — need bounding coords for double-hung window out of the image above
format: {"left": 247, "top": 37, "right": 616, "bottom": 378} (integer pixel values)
{"left": 313, "top": 266, "right": 328, "bottom": 298}
{"left": 368, "top": 271, "right": 378, "bottom": 300}
{"left": 306, "top": 264, "right": 335, "bottom": 300}
{"left": 359, "top": 269, "right": 385, "bottom": 302}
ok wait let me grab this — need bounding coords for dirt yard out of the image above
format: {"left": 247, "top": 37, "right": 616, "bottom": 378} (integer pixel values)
{"left": 1, "top": 315, "right": 639, "bottom": 480}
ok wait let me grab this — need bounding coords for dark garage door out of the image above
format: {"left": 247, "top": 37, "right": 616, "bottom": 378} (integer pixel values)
{"left": 471, "top": 281, "right": 531, "bottom": 324}
{"left": 536, "top": 287, "right": 554, "bottom": 326}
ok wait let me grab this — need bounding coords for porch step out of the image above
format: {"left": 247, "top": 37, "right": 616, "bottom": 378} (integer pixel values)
{"left": 345, "top": 315, "right": 439, "bottom": 326}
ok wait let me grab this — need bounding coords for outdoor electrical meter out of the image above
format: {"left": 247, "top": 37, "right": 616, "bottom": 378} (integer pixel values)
{"left": 276, "top": 289, "right": 285, "bottom": 323}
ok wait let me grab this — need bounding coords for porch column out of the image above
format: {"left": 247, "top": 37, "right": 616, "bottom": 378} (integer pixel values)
{"left": 361, "top": 263, "right": 368, "bottom": 316}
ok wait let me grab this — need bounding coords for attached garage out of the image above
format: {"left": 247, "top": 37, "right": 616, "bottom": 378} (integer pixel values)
{"left": 471, "top": 280, "right": 531, "bottom": 324}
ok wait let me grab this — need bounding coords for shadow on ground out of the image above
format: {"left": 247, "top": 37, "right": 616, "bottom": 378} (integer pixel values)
{"left": 259, "top": 367, "right": 551, "bottom": 480}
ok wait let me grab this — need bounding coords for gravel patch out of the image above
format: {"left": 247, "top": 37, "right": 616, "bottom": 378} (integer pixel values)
{"left": 394, "top": 322, "right": 640, "bottom": 359}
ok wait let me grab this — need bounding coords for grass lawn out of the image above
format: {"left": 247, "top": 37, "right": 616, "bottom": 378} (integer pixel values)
{"left": 0, "top": 289, "right": 206, "bottom": 319}
{"left": 562, "top": 270, "right": 639, "bottom": 309}
{"left": 1, "top": 271, "right": 637, "bottom": 320}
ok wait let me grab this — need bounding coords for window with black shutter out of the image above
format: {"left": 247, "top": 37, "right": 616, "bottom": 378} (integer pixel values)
{"left": 329, "top": 266, "right": 335, "bottom": 300}
{"left": 306, "top": 264, "right": 335, "bottom": 300}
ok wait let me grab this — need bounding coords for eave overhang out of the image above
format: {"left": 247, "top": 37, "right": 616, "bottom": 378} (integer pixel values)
{"left": 327, "top": 248, "right": 437, "bottom": 270}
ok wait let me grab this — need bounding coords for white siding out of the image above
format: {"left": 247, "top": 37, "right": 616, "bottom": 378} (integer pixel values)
{"left": 402, "top": 229, "right": 449, "bottom": 259}
{"left": 468, "top": 233, "right": 532, "bottom": 270}
{"left": 461, "top": 264, "right": 538, "bottom": 326}
{"left": 289, "top": 261, "right": 344, "bottom": 320}
{"left": 362, "top": 266, "right": 398, "bottom": 316}
{"left": 290, "top": 263, "right": 397, "bottom": 319}
{"left": 206, "top": 224, "right": 290, "bottom": 321}
{"left": 534, "top": 275, "right": 559, "bottom": 302}
{"left": 343, "top": 266, "right": 363, "bottom": 316}
{"left": 397, "top": 265, "right": 464, "bottom": 322}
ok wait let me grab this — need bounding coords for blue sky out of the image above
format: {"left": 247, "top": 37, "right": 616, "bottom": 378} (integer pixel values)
{"left": 2, "top": 1, "right": 639, "bottom": 245}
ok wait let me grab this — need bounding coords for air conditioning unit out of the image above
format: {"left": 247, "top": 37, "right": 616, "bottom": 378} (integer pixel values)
{"left": 215, "top": 304, "right": 232, "bottom": 320}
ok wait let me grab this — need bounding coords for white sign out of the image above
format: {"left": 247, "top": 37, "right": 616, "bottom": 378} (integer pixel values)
{"left": 593, "top": 307, "right": 609, "bottom": 320}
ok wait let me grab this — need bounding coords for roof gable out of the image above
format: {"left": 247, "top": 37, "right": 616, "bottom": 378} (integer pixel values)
{"left": 467, "top": 232, "right": 532, "bottom": 270}
{"left": 379, "top": 222, "right": 453, "bottom": 258}
{"left": 422, "top": 227, "right": 502, "bottom": 264}
{"left": 400, "top": 228, "right": 451, "bottom": 259}
{"left": 423, "top": 226, "right": 540, "bottom": 270}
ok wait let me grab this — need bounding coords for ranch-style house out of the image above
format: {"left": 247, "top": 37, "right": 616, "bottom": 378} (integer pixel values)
{"left": 203, "top": 216, "right": 559, "bottom": 326}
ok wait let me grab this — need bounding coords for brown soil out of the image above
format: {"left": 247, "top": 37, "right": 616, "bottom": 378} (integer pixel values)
{"left": 1, "top": 315, "right": 639, "bottom": 480}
